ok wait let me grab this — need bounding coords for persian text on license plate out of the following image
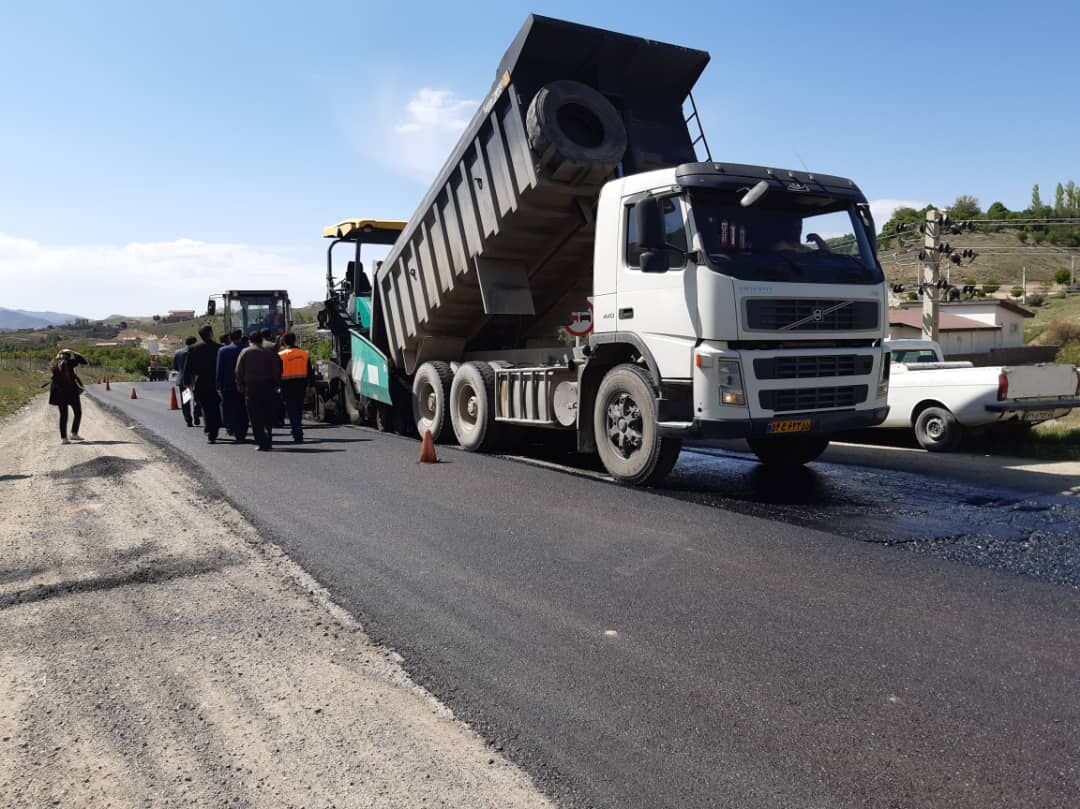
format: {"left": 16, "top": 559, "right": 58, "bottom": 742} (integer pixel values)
{"left": 1022, "top": 409, "right": 1056, "bottom": 422}
{"left": 767, "top": 418, "right": 812, "bottom": 434}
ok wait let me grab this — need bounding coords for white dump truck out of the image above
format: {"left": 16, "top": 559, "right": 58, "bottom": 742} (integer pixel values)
{"left": 880, "top": 338, "right": 1080, "bottom": 450}
{"left": 318, "top": 15, "right": 891, "bottom": 485}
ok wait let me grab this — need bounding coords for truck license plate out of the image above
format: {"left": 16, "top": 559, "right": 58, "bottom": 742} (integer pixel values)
{"left": 767, "top": 418, "right": 812, "bottom": 434}
{"left": 1022, "top": 410, "right": 1056, "bottom": 422}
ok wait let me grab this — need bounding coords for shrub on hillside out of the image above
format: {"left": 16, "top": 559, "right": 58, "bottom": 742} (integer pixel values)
{"left": 1010, "top": 287, "right": 1024, "bottom": 298}
{"left": 1026, "top": 294, "right": 1045, "bottom": 307}
{"left": 982, "top": 283, "right": 1000, "bottom": 294}
{"left": 1055, "top": 268, "right": 1073, "bottom": 286}
{"left": 1044, "top": 320, "right": 1080, "bottom": 346}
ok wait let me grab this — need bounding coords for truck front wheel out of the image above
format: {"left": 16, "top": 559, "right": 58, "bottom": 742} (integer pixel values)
{"left": 412, "top": 362, "right": 453, "bottom": 441}
{"left": 594, "top": 365, "right": 681, "bottom": 486}
{"left": 914, "top": 405, "right": 962, "bottom": 452}
{"left": 746, "top": 435, "right": 830, "bottom": 466}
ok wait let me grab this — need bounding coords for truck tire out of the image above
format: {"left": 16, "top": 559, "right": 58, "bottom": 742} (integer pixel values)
{"left": 449, "top": 362, "right": 501, "bottom": 451}
{"left": 374, "top": 403, "right": 393, "bottom": 433}
{"left": 412, "top": 361, "right": 453, "bottom": 441}
{"left": 746, "top": 435, "right": 830, "bottom": 466}
{"left": 593, "top": 364, "right": 681, "bottom": 486}
{"left": 914, "top": 405, "right": 962, "bottom": 452}
{"left": 312, "top": 389, "right": 328, "bottom": 423}
{"left": 526, "top": 80, "right": 627, "bottom": 182}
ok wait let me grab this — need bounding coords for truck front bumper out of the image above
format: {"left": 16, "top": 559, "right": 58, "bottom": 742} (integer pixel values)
{"left": 658, "top": 406, "right": 889, "bottom": 439}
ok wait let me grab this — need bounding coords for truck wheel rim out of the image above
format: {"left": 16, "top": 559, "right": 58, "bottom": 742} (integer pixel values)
{"left": 418, "top": 382, "right": 438, "bottom": 421}
{"left": 606, "top": 393, "right": 643, "bottom": 459}
{"left": 456, "top": 384, "right": 479, "bottom": 432}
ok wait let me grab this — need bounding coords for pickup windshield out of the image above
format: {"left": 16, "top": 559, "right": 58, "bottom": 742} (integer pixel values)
{"left": 689, "top": 189, "right": 883, "bottom": 285}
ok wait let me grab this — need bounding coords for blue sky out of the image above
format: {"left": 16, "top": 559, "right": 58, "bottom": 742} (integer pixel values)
{"left": 1, "top": 0, "right": 1076, "bottom": 318}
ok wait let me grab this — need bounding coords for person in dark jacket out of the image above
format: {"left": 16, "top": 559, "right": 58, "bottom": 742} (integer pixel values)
{"left": 172, "top": 336, "right": 202, "bottom": 427}
{"left": 235, "top": 331, "right": 282, "bottom": 451}
{"left": 49, "top": 349, "right": 88, "bottom": 444}
{"left": 182, "top": 324, "right": 223, "bottom": 443}
{"left": 216, "top": 329, "right": 248, "bottom": 442}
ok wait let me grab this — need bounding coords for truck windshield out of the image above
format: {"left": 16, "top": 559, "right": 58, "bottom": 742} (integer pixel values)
{"left": 689, "top": 190, "right": 883, "bottom": 285}
{"left": 229, "top": 296, "right": 287, "bottom": 338}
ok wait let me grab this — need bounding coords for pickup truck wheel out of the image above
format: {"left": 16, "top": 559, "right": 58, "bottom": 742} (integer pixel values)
{"left": 746, "top": 435, "right": 830, "bottom": 466}
{"left": 412, "top": 362, "right": 453, "bottom": 441}
{"left": 914, "top": 406, "right": 962, "bottom": 452}
{"left": 594, "top": 365, "right": 681, "bottom": 486}
{"left": 450, "top": 362, "right": 501, "bottom": 452}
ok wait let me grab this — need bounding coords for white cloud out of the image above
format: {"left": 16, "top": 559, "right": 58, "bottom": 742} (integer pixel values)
{"left": 0, "top": 233, "right": 321, "bottom": 320}
{"left": 868, "top": 199, "right": 927, "bottom": 229}
{"left": 342, "top": 86, "right": 478, "bottom": 182}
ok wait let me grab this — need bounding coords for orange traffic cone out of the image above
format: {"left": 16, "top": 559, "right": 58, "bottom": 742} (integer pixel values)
{"left": 130, "top": 387, "right": 138, "bottom": 400}
{"left": 418, "top": 429, "right": 438, "bottom": 464}
{"left": 105, "top": 379, "right": 111, "bottom": 391}
{"left": 168, "top": 387, "right": 179, "bottom": 410}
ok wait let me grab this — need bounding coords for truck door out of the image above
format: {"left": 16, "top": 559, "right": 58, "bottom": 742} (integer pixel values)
{"left": 617, "top": 195, "right": 698, "bottom": 379}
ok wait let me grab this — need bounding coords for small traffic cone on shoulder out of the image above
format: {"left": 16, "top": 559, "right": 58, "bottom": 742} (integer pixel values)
{"left": 168, "top": 387, "right": 179, "bottom": 410}
{"left": 130, "top": 387, "right": 138, "bottom": 400}
{"left": 418, "top": 429, "right": 438, "bottom": 464}
{"left": 105, "top": 379, "right": 111, "bottom": 391}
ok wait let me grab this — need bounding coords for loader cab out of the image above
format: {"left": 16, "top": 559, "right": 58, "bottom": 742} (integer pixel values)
{"left": 320, "top": 219, "right": 405, "bottom": 364}
{"left": 213, "top": 290, "right": 293, "bottom": 341}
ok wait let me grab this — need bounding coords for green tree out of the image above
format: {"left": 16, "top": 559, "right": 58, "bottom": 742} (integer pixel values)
{"left": 986, "top": 201, "right": 1010, "bottom": 219}
{"left": 1010, "top": 286, "right": 1024, "bottom": 298}
{"left": 948, "top": 195, "right": 981, "bottom": 219}
{"left": 1054, "top": 268, "right": 1072, "bottom": 286}
{"left": 983, "top": 280, "right": 1000, "bottom": 295}
{"left": 1031, "top": 184, "right": 1043, "bottom": 210}
{"left": 1067, "top": 181, "right": 1078, "bottom": 213}
{"left": 1054, "top": 183, "right": 1066, "bottom": 215}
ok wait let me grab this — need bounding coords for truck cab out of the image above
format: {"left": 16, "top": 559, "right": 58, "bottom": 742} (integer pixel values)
{"left": 208, "top": 290, "right": 293, "bottom": 341}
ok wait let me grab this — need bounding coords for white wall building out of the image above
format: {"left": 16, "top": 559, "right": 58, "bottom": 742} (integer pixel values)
{"left": 889, "top": 300, "right": 1034, "bottom": 356}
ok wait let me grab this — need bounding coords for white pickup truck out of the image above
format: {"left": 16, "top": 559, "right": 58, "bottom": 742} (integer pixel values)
{"left": 879, "top": 339, "right": 1080, "bottom": 451}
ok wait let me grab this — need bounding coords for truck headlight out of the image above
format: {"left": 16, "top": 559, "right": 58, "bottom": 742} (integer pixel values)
{"left": 878, "top": 352, "right": 890, "bottom": 399}
{"left": 717, "top": 361, "right": 745, "bottom": 406}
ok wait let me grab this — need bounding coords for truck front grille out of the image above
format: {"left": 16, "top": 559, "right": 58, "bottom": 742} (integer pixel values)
{"left": 746, "top": 300, "right": 879, "bottom": 331}
{"left": 753, "top": 354, "right": 874, "bottom": 380}
{"left": 759, "top": 385, "right": 868, "bottom": 412}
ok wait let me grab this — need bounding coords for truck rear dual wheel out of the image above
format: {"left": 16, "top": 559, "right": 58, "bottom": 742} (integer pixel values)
{"left": 594, "top": 365, "right": 681, "bottom": 487}
{"left": 746, "top": 435, "right": 830, "bottom": 466}
{"left": 412, "top": 361, "right": 453, "bottom": 441}
{"left": 914, "top": 405, "right": 962, "bottom": 452}
{"left": 450, "top": 362, "right": 501, "bottom": 452}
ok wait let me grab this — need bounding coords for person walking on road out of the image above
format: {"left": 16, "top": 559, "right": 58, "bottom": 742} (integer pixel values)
{"left": 172, "top": 336, "right": 202, "bottom": 427}
{"left": 216, "top": 329, "right": 248, "bottom": 443}
{"left": 278, "top": 332, "right": 313, "bottom": 444}
{"left": 49, "top": 349, "right": 88, "bottom": 444}
{"left": 182, "top": 324, "right": 222, "bottom": 444}
{"left": 235, "top": 331, "right": 281, "bottom": 451}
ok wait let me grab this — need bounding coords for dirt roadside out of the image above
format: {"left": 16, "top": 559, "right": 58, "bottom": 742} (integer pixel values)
{"left": 0, "top": 396, "right": 553, "bottom": 809}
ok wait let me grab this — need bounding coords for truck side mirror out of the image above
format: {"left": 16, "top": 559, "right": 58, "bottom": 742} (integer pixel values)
{"left": 206, "top": 298, "right": 216, "bottom": 316}
{"left": 635, "top": 198, "right": 665, "bottom": 250}
{"left": 639, "top": 250, "right": 671, "bottom": 273}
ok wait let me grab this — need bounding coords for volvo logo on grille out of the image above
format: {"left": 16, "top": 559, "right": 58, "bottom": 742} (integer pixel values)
{"left": 780, "top": 300, "right": 853, "bottom": 331}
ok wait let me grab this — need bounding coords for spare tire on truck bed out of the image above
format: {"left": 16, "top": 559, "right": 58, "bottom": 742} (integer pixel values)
{"left": 526, "top": 80, "right": 628, "bottom": 184}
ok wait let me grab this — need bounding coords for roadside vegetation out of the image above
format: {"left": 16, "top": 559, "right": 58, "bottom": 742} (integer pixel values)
{"left": 0, "top": 368, "right": 48, "bottom": 418}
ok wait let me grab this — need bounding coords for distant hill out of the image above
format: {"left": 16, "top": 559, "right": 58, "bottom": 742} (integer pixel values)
{"left": 0, "top": 308, "right": 83, "bottom": 331}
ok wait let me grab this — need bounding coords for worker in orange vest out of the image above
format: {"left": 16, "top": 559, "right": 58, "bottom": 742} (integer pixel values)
{"left": 278, "top": 332, "right": 313, "bottom": 443}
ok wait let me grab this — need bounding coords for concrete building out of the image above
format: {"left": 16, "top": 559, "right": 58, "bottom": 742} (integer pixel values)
{"left": 888, "top": 300, "right": 1034, "bottom": 357}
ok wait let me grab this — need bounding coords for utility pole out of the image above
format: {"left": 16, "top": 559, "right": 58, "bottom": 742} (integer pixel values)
{"left": 921, "top": 209, "right": 941, "bottom": 341}
{"left": 1022, "top": 266, "right": 1027, "bottom": 304}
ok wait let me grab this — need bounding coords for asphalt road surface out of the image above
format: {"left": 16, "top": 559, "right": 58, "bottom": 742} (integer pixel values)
{"left": 90, "top": 382, "right": 1080, "bottom": 809}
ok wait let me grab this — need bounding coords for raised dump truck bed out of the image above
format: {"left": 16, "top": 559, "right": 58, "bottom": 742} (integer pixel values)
{"left": 372, "top": 14, "right": 709, "bottom": 373}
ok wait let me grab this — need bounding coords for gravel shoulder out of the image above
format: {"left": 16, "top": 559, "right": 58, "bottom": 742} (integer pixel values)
{"left": 0, "top": 395, "right": 552, "bottom": 808}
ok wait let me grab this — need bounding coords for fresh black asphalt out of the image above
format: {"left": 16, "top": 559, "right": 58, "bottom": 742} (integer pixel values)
{"left": 90, "top": 382, "right": 1080, "bottom": 809}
